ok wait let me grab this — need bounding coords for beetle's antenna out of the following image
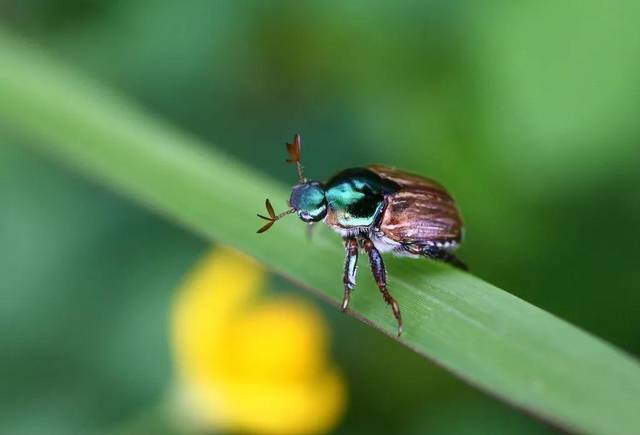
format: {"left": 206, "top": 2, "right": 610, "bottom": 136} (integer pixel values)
{"left": 256, "top": 199, "right": 295, "bottom": 233}
{"left": 286, "top": 133, "right": 305, "bottom": 183}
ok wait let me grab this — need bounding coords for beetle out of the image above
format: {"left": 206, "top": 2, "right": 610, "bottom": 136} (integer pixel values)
{"left": 257, "top": 134, "right": 466, "bottom": 336}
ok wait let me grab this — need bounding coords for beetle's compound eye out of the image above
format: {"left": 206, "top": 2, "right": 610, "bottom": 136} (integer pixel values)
{"left": 290, "top": 182, "right": 327, "bottom": 223}
{"left": 298, "top": 207, "right": 327, "bottom": 223}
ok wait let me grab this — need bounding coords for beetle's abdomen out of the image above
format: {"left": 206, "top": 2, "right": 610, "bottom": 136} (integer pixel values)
{"left": 324, "top": 168, "right": 399, "bottom": 228}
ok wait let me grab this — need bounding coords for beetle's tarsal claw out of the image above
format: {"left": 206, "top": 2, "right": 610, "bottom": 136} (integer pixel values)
{"left": 341, "top": 293, "right": 350, "bottom": 312}
{"left": 389, "top": 299, "right": 403, "bottom": 336}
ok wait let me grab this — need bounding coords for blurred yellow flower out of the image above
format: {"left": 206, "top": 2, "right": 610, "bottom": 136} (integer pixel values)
{"left": 171, "top": 246, "right": 346, "bottom": 435}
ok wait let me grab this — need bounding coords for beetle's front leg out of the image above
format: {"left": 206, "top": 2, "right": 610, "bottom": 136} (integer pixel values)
{"left": 341, "top": 237, "right": 359, "bottom": 312}
{"left": 306, "top": 222, "right": 316, "bottom": 241}
{"left": 363, "top": 238, "right": 403, "bottom": 336}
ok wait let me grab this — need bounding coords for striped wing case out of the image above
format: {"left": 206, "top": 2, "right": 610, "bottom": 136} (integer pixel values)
{"left": 368, "top": 165, "right": 463, "bottom": 244}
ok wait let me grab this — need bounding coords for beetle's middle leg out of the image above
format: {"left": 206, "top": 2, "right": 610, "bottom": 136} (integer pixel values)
{"left": 363, "top": 238, "right": 403, "bottom": 336}
{"left": 341, "top": 237, "right": 359, "bottom": 312}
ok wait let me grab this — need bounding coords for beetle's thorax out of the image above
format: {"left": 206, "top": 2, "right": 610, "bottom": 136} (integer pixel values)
{"left": 322, "top": 167, "right": 399, "bottom": 230}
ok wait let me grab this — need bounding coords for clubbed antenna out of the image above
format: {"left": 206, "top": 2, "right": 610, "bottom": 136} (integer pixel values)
{"left": 286, "top": 133, "right": 305, "bottom": 183}
{"left": 256, "top": 199, "right": 295, "bottom": 233}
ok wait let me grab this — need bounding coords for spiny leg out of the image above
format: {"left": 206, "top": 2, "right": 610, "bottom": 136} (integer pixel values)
{"left": 341, "top": 237, "right": 359, "bottom": 312}
{"left": 423, "top": 244, "right": 468, "bottom": 271}
{"left": 363, "top": 238, "right": 403, "bottom": 336}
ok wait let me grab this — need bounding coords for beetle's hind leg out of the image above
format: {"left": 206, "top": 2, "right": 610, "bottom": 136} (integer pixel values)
{"left": 341, "top": 237, "right": 359, "bottom": 312}
{"left": 422, "top": 244, "right": 468, "bottom": 271}
{"left": 363, "top": 238, "right": 403, "bottom": 336}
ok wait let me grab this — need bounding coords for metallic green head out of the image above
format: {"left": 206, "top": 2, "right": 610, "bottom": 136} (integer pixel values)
{"left": 289, "top": 181, "right": 328, "bottom": 222}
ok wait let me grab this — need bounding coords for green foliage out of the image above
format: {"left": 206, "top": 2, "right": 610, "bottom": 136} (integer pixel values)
{"left": 1, "top": 31, "right": 639, "bottom": 435}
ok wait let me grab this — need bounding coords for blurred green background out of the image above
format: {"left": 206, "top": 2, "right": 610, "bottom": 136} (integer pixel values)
{"left": 1, "top": 1, "right": 639, "bottom": 434}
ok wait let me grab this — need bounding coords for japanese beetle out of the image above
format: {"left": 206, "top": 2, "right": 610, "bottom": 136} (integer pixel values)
{"left": 257, "top": 134, "right": 466, "bottom": 336}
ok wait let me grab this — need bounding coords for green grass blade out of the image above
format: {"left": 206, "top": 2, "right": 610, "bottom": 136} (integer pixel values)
{"left": 0, "top": 31, "right": 638, "bottom": 435}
